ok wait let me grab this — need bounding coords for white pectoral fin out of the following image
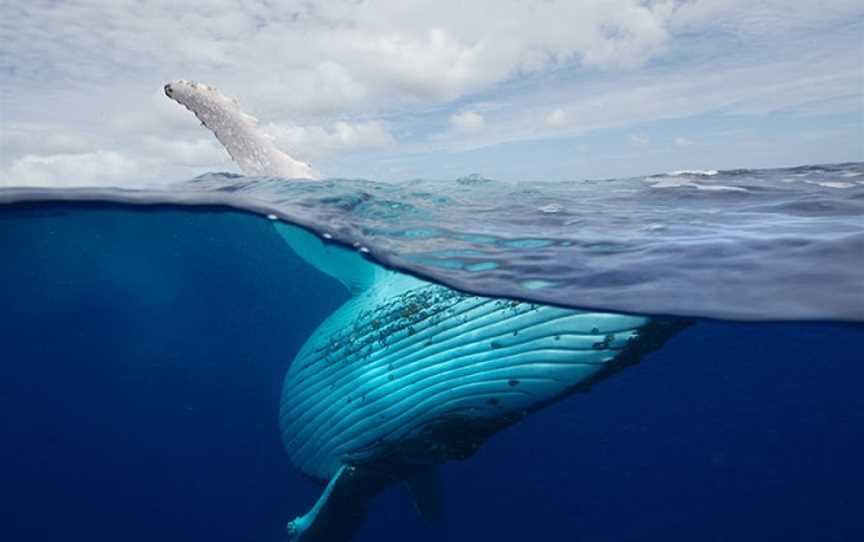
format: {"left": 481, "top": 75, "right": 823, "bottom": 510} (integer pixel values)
{"left": 274, "top": 222, "right": 382, "bottom": 295}
{"left": 287, "top": 466, "right": 360, "bottom": 542}
{"left": 287, "top": 465, "right": 393, "bottom": 542}
{"left": 286, "top": 466, "right": 344, "bottom": 540}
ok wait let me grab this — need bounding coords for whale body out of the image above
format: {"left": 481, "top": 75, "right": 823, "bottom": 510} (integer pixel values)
{"left": 165, "top": 80, "right": 685, "bottom": 541}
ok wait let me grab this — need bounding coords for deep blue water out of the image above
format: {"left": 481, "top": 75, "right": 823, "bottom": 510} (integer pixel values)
{"left": 1, "top": 203, "right": 862, "bottom": 541}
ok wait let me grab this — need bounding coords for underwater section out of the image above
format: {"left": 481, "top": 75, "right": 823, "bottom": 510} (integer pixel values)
{"left": 1, "top": 202, "right": 863, "bottom": 541}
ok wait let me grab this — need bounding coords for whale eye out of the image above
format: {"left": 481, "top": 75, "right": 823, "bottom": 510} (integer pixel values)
{"left": 163, "top": 84, "right": 173, "bottom": 97}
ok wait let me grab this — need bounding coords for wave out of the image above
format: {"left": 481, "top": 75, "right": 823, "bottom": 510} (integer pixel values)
{"left": 663, "top": 169, "right": 719, "bottom": 177}
{"left": 2, "top": 162, "right": 863, "bottom": 322}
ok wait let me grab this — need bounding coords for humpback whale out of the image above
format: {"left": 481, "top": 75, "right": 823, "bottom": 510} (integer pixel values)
{"left": 165, "top": 80, "right": 685, "bottom": 541}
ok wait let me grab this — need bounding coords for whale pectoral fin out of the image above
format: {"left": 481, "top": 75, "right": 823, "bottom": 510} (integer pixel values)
{"left": 274, "top": 222, "right": 384, "bottom": 295}
{"left": 287, "top": 465, "right": 392, "bottom": 542}
{"left": 404, "top": 467, "right": 445, "bottom": 525}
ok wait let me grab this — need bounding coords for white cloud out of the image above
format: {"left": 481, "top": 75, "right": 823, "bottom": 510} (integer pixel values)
{"left": 0, "top": 123, "right": 96, "bottom": 157}
{"left": 266, "top": 120, "right": 396, "bottom": 161}
{"left": 630, "top": 133, "right": 650, "bottom": 145}
{"left": 449, "top": 111, "right": 485, "bottom": 133}
{"left": 669, "top": 0, "right": 864, "bottom": 35}
{"left": 1, "top": 1, "right": 861, "bottom": 184}
{"left": 4, "top": 1, "right": 677, "bottom": 115}
{"left": 142, "top": 137, "right": 231, "bottom": 167}
{"left": 110, "top": 87, "right": 207, "bottom": 134}
{"left": 674, "top": 137, "right": 694, "bottom": 147}
{"left": 545, "top": 109, "right": 568, "bottom": 127}
{"left": 414, "top": 43, "right": 863, "bottom": 154}
{"left": 1, "top": 151, "right": 139, "bottom": 187}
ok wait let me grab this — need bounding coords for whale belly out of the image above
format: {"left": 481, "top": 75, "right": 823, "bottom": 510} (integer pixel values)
{"left": 279, "top": 276, "right": 675, "bottom": 480}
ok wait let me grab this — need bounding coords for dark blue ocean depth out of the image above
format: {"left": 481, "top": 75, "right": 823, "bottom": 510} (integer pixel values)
{"left": 1, "top": 204, "right": 862, "bottom": 541}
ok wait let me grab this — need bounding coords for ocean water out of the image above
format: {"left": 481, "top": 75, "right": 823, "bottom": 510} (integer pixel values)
{"left": 1, "top": 163, "right": 863, "bottom": 541}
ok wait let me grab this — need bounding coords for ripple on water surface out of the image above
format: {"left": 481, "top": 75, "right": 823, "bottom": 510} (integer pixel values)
{"left": 1, "top": 162, "right": 862, "bottom": 321}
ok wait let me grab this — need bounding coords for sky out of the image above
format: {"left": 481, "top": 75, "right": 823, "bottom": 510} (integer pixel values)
{"left": 1, "top": 0, "right": 862, "bottom": 186}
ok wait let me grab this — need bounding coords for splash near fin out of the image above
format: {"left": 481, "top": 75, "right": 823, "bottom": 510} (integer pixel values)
{"left": 273, "top": 222, "right": 382, "bottom": 295}
{"left": 405, "top": 467, "right": 445, "bottom": 525}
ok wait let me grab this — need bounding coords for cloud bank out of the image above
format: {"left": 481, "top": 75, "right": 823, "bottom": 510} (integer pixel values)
{"left": 2, "top": 1, "right": 862, "bottom": 185}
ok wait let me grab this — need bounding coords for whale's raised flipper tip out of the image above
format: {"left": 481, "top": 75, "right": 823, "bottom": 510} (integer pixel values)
{"left": 163, "top": 80, "right": 320, "bottom": 180}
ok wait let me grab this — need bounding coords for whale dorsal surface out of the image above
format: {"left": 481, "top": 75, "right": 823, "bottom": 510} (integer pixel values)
{"left": 164, "top": 80, "right": 687, "bottom": 541}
